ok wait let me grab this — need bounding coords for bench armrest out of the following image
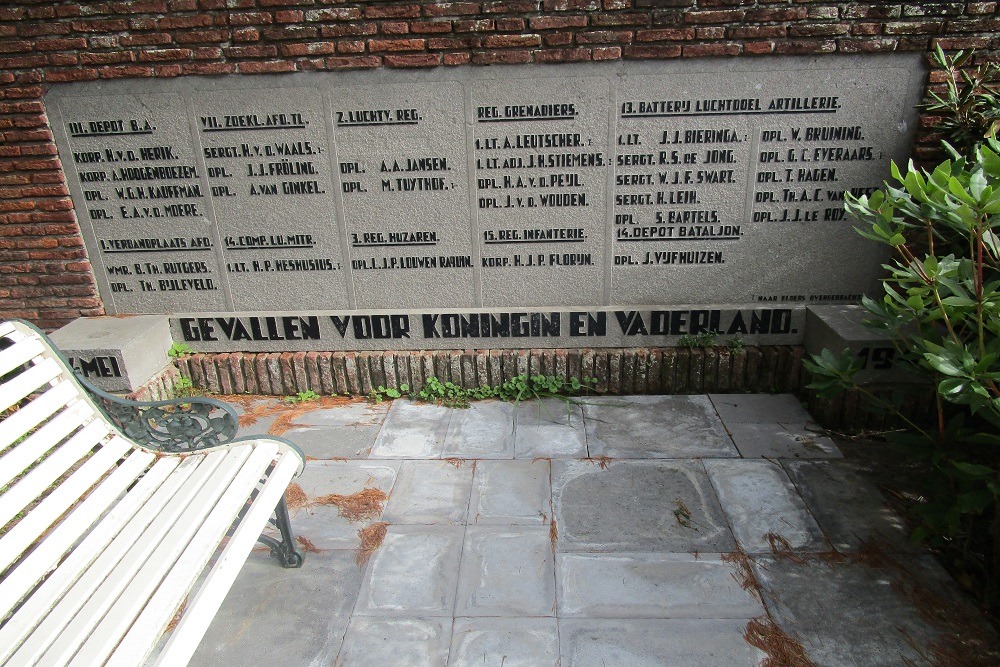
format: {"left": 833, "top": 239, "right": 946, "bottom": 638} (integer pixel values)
{"left": 84, "top": 380, "right": 239, "bottom": 452}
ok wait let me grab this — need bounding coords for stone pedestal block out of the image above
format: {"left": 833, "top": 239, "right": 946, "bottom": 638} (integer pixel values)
{"left": 50, "top": 315, "right": 173, "bottom": 392}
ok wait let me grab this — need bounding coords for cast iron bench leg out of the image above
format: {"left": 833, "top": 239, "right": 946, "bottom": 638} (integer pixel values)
{"left": 257, "top": 497, "right": 304, "bottom": 568}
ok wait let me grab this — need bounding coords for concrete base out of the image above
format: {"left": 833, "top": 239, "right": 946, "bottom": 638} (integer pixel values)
{"left": 50, "top": 315, "right": 172, "bottom": 392}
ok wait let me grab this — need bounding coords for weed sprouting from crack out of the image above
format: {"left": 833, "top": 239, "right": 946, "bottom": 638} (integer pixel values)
{"left": 356, "top": 522, "right": 388, "bottom": 567}
{"left": 765, "top": 532, "right": 806, "bottom": 564}
{"left": 672, "top": 498, "right": 698, "bottom": 531}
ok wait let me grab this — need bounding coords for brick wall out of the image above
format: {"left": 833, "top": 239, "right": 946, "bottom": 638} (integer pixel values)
{"left": 1, "top": 0, "right": 997, "bottom": 330}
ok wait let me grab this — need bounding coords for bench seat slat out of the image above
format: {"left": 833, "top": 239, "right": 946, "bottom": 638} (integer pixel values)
{"left": 0, "top": 337, "right": 47, "bottom": 377}
{"left": 30, "top": 449, "right": 246, "bottom": 667}
{"left": 0, "top": 434, "right": 128, "bottom": 576}
{"left": 0, "top": 358, "right": 64, "bottom": 415}
{"left": 0, "top": 382, "right": 79, "bottom": 454}
{"left": 0, "top": 450, "right": 158, "bottom": 640}
{"left": 155, "top": 450, "right": 303, "bottom": 667}
{"left": 3, "top": 455, "right": 199, "bottom": 667}
{"left": 0, "top": 420, "right": 111, "bottom": 530}
{"left": 98, "top": 443, "right": 283, "bottom": 666}
{"left": 0, "top": 401, "right": 96, "bottom": 491}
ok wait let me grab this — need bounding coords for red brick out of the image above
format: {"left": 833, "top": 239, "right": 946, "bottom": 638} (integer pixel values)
{"left": 966, "top": 2, "right": 997, "bottom": 14}
{"left": 80, "top": 52, "right": 137, "bottom": 65}
{"left": 173, "top": 29, "right": 230, "bottom": 43}
{"left": 496, "top": 18, "right": 526, "bottom": 31}
{"left": 261, "top": 26, "right": 318, "bottom": 40}
{"left": 744, "top": 7, "right": 806, "bottom": 21}
{"left": 100, "top": 65, "right": 157, "bottom": 78}
{"left": 636, "top": 28, "right": 695, "bottom": 41}
{"left": 120, "top": 33, "right": 174, "bottom": 46}
{"left": 305, "top": 8, "right": 362, "bottom": 21}
{"left": 320, "top": 23, "right": 378, "bottom": 38}
{"left": 364, "top": 4, "right": 421, "bottom": 19}
{"left": 111, "top": 0, "right": 170, "bottom": 12}
{"left": 1, "top": 55, "right": 47, "bottom": 69}
{"left": 180, "top": 62, "right": 236, "bottom": 74}
{"left": 44, "top": 69, "right": 100, "bottom": 82}
{"left": 789, "top": 23, "right": 851, "bottom": 37}
{"left": 409, "top": 20, "right": 454, "bottom": 33}
{"left": 530, "top": 15, "right": 588, "bottom": 29}
{"left": 592, "top": 45, "right": 622, "bottom": 60}
{"left": 325, "top": 55, "right": 382, "bottom": 70}
{"left": 685, "top": 9, "right": 745, "bottom": 23}
{"left": 471, "top": 49, "right": 533, "bottom": 64}
{"left": 576, "top": 30, "right": 631, "bottom": 44}
{"left": 71, "top": 18, "right": 128, "bottom": 32}
{"left": 383, "top": 53, "right": 442, "bottom": 67}
{"left": 423, "top": 3, "right": 481, "bottom": 17}
{"left": 624, "top": 44, "right": 681, "bottom": 58}
{"left": 233, "top": 28, "right": 260, "bottom": 42}
{"left": 338, "top": 40, "right": 366, "bottom": 53}
{"left": 381, "top": 21, "right": 411, "bottom": 35}
{"left": 544, "top": 32, "right": 573, "bottom": 46}
{"left": 774, "top": 39, "right": 837, "bottom": 54}
{"left": 883, "top": 21, "right": 945, "bottom": 34}
{"left": 258, "top": 0, "right": 314, "bottom": 6}
{"left": 934, "top": 36, "right": 992, "bottom": 49}
{"left": 682, "top": 42, "right": 741, "bottom": 57}
{"left": 0, "top": 40, "right": 33, "bottom": 54}
{"left": 726, "top": 25, "right": 785, "bottom": 39}
{"left": 851, "top": 22, "right": 882, "bottom": 36}
{"left": 591, "top": 12, "right": 648, "bottom": 26}
{"left": 455, "top": 19, "right": 495, "bottom": 32}
{"left": 429, "top": 36, "right": 474, "bottom": 49}
{"left": 543, "top": 0, "right": 600, "bottom": 10}
{"left": 157, "top": 15, "right": 213, "bottom": 29}
{"left": 35, "top": 37, "right": 89, "bottom": 51}
{"left": 535, "top": 47, "right": 590, "bottom": 62}
{"left": 275, "top": 10, "right": 304, "bottom": 23}
{"left": 444, "top": 52, "right": 472, "bottom": 65}
{"left": 236, "top": 60, "right": 297, "bottom": 73}
{"left": 483, "top": 34, "right": 541, "bottom": 47}
{"left": 483, "top": 1, "right": 541, "bottom": 12}
{"left": 838, "top": 38, "right": 900, "bottom": 53}
{"left": 282, "top": 42, "right": 337, "bottom": 56}
{"left": 137, "top": 49, "right": 191, "bottom": 62}
{"left": 228, "top": 12, "right": 274, "bottom": 26}
{"left": 224, "top": 45, "right": 279, "bottom": 58}
{"left": 368, "top": 38, "right": 426, "bottom": 52}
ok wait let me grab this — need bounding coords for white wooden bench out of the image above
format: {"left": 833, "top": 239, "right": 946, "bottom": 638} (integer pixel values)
{"left": 0, "top": 319, "right": 306, "bottom": 666}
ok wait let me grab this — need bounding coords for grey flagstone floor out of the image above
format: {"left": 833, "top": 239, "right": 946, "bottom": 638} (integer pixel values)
{"left": 185, "top": 393, "right": 996, "bottom": 666}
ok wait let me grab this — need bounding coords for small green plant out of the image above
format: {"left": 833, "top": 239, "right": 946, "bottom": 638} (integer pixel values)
{"left": 173, "top": 376, "right": 198, "bottom": 398}
{"left": 286, "top": 390, "right": 320, "bottom": 404}
{"left": 368, "top": 384, "right": 408, "bottom": 404}
{"left": 412, "top": 374, "right": 596, "bottom": 408}
{"left": 922, "top": 45, "right": 1000, "bottom": 158}
{"left": 167, "top": 342, "right": 194, "bottom": 358}
{"left": 677, "top": 332, "right": 717, "bottom": 348}
{"left": 727, "top": 336, "right": 746, "bottom": 352}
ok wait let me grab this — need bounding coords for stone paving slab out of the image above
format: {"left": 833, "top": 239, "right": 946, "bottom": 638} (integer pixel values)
{"left": 290, "top": 460, "right": 399, "bottom": 549}
{"left": 557, "top": 553, "right": 763, "bottom": 619}
{"left": 559, "top": 618, "right": 765, "bottom": 666}
{"left": 726, "top": 421, "right": 842, "bottom": 459}
{"left": 189, "top": 550, "right": 363, "bottom": 666}
{"left": 449, "top": 617, "right": 559, "bottom": 667}
{"left": 705, "top": 459, "right": 826, "bottom": 553}
{"left": 282, "top": 400, "right": 389, "bottom": 459}
{"left": 513, "top": 398, "right": 587, "bottom": 458}
{"left": 584, "top": 395, "right": 739, "bottom": 458}
{"left": 381, "top": 460, "right": 474, "bottom": 525}
{"left": 455, "top": 525, "right": 556, "bottom": 617}
{"left": 339, "top": 616, "right": 452, "bottom": 667}
{"left": 355, "top": 525, "right": 464, "bottom": 616}
{"left": 552, "top": 460, "right": 735, "bottom": 552}
{"left": 442, "top": 400, "right": 516, "bottom": 459}
{"left": 752, "top": 555, "right": 940, "bottom": 666}
{"left": 371, "top": 399, "right": 451, "bottom": 458}
{"left": 782, "top": 460, "right": 919, "bottom": 553}
{"left": 710, "top": 393, "right": 814, "bottom": 424}
{"left": 468, "top": 460, "right": 551, "bottom": 525}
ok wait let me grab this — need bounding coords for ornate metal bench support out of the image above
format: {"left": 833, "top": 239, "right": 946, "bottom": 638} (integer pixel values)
{"left": 257, "top": 497, "right": 304, "bottom": 569}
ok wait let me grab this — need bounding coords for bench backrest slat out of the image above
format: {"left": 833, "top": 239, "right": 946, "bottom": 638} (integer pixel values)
{"left": 0, "top": 337, "right": 47, "bottom": 377}
{"left": 0, "top": 435, "right": 131, "bottom": 576}
{"left": 0, "top": 456, "right": 181, "bottom": 665}
{"left": 24, "top": 450, "right": 235, "bottom": 667}
{"left": 0, "top": 358, "right": 65, "bottom": 415}
{"left": 0, "top": 420, "right": 112, "bottom": 530}
{"left": 0, "top": 381, "right": 80, "bottom": 454}
{"left": 0, "top": 450, "right": 159, "bottom": 645}
{"left": 0, "top": 401, "right": 95, "bottom": 491}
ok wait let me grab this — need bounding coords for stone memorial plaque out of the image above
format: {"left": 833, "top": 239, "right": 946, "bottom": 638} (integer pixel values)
{"left": 53, "top": 93, "right": 229, "bottom": 313}
{"left": 472, "top": 74, "right": 610, "bottom": 307}
{"left": 329, "top": 82, "right": 475, "bottom": 308}
{"left": 193, "top": 87, "right": 350, "bottom": 310}
{"left": 611, "top": 60, "right": 915, "bottom": 306}
{"left": 48, "top": 55, "right": 924, "bottom": 350}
